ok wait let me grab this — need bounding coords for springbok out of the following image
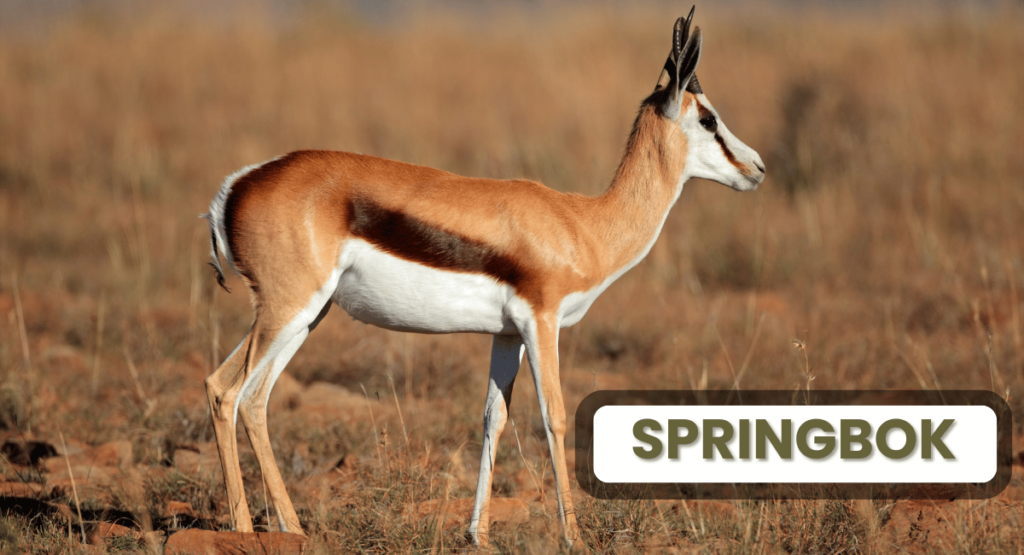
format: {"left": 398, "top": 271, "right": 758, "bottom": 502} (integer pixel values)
{"left": 202, "top": 6, "right": 762, "bottom": 546}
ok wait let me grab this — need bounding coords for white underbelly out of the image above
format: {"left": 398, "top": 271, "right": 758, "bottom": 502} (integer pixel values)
{"left": 333, "top": 240, "right": 514, "bottom": 334}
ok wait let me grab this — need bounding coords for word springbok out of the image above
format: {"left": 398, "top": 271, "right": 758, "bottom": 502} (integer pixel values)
{"left": 203, "top": 7, "right": 762, "bottom": 546}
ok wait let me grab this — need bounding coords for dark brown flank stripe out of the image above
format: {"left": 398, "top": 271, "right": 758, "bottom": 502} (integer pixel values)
{"left": 346, "top": 197, "right": 529, "bottom": 288}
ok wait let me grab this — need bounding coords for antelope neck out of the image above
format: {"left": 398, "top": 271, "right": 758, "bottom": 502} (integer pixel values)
{"left": 593, "top": 103, "right": 687, "bottom": 274}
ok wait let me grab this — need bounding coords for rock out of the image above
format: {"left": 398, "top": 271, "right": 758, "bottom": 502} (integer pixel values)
{"left": 45, "top": 464, "right": 114, "bottom": 501}
{"left": 164, "top": 530, "right": 305, "bottom": 555}
{"left": 403, "top": 497, "right": 529, "bottom": 529}
{"left": 46, "top": 463, "right": 112, "bottom": 484}
{"left": 90, "top": 440, "right": 134, "bottom": 468}
{"left": 173, "top": 443, "right": 223, "bottom": 479}
{"left": 43, "top": 440, "right": 133, "bottom": 473}
{"left": 163, "top": 499, "right": 208, "bottom": 529}
{"left": 165, "top": 500, "right": 197, "bottom": 517}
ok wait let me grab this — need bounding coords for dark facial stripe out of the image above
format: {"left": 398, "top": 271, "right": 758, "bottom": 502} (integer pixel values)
{"left": 693, "top": 100, "right": 745, "bottom": 171}
{"left": 714, "top": 133, "right": 745, "bottom": 170}
{"left": 347, "top": 198, "right": 528, "bottom": 288}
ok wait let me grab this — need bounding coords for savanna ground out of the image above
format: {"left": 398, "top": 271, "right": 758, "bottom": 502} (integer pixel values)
{"left": 1, "top": 1, "right": 1022, "bottom": 553}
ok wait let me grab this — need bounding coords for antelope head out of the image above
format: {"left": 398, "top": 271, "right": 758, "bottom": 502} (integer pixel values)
{"left": 657, "top": 7, "right": 765, "bottom": 191}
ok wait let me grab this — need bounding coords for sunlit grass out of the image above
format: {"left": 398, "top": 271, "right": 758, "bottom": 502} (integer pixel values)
{"left": 0, "top": 2, "right": 1021, "bottom": 553}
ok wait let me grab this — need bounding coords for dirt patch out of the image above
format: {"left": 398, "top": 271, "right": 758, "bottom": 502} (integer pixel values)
{"left": 403, "top": 497, "right": 530, "bottom": 529}
{"left": 165, "top": 530, "right": 305, "bottom": 555}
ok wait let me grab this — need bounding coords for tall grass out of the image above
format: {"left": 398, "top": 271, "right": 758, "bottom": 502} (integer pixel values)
{"left": 0, "top": 2, "right": 1021, "bottom": 552}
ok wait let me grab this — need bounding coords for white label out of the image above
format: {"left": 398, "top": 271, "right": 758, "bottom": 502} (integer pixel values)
{"left": 593, "top": 405, "right": 997, "bottom": 484}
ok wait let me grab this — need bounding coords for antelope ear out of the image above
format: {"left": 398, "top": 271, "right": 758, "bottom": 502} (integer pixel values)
{"left": 655, "top": 7, "right": 694, "bottom": 93}
{"left": 676, "top": 26, "right": 702, "bottom": 93}
{"left": 658, "top": 7, "right": 697, "bottom": 119}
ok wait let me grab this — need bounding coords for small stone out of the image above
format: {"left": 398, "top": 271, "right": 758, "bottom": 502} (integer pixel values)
{"left": 165, "top": 500, "right": 196, "bottom": 517}
{"left": 42, "top": 440, "right": 132, "bottom": 473}
{"left": 89, "top": 440, "right": 134, "bottom": 468}
{"left": 173, "top": 444, "right": 222, "bottom": 478}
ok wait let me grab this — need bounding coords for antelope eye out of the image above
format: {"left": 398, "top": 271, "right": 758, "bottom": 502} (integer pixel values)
{"left": 699, "top": 115, "right": 717, "bottom": 132}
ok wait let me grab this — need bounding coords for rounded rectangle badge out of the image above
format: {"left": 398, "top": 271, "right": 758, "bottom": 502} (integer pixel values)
{"left": 574, "top": 390, "right": 1012, "bottom": 500}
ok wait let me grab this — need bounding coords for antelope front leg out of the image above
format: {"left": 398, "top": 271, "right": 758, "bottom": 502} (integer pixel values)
{"left": 522, "top": 314, "right": 578, "bottom": 546}
{"left": 469, "top": 334, "right": 524, "bottom": 546}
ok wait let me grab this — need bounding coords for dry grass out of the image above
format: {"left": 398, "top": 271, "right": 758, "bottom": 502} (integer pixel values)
{"left": 0, "top": 1, "right": 1022, "bottom": 553}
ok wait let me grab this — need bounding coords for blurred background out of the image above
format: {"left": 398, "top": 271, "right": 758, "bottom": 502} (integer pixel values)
{"left": 0, "top": 0, "right": 1021, "bottom": 552}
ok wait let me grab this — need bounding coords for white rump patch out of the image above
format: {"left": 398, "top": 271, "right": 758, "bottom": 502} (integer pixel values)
{"left": 205, "top": 157, "right": 281, "bottom": 274}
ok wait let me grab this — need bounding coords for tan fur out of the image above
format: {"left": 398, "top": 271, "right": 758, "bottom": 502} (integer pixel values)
{"left": 207, "top": 91, "right": 705, "bottom": 544}
{"left": 224, "top": 101, "right": 687, "bottom": 312}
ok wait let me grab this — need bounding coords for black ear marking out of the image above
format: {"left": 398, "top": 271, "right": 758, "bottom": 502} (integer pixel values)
{"left": 657, "top": 6, "right": 696, "bottom": 94}
{"left": 662, "top": 56, "right": 677, "bottom": 85}
{"left": 655, "top": 6, "right": 699, "bottom": 114}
